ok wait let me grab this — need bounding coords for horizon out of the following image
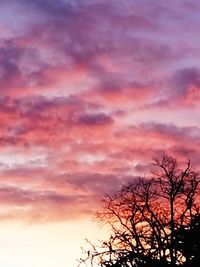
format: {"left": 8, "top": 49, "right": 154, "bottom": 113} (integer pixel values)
{"left": 1, "top": 0, "right": 200, "bottom": 266}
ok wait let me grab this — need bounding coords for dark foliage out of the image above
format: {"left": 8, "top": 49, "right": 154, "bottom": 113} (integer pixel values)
{"left": 174, "top": 214, "right": 200, "bottom": 266}
{"left": 79, "top": 155, "right": 200, "bottom": 267}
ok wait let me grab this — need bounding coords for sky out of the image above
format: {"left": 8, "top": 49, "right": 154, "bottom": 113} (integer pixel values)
{"left": 1, "top": 0, "right": 200, "bottom": 266}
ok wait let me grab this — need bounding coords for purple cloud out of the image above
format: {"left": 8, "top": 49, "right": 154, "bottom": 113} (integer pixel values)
{"left": 171, "top": 68, "right": 200, "bottom": 94}
{"left": 77, "top": 113, "right": 113, "bottom": 126}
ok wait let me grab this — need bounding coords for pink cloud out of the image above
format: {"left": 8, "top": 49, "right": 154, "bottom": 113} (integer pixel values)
{"left": 0, "top": 0, "right": 200, "bottom": 223}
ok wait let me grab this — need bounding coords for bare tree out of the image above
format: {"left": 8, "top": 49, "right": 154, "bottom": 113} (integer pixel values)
{"left": 79, "top": 155, "right": 200, "bottom": 267}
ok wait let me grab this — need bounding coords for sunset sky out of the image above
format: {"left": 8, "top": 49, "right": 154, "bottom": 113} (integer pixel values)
{"left": 1, "top": 0, "right": 200, "bottom": 266}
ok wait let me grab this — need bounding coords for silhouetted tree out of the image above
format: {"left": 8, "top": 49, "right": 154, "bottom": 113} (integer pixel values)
{"left": 174, "top": 214, "right": 200, "bottom": 266}
{"left": 79, "top": 155, "right": 200, "bottom": 267}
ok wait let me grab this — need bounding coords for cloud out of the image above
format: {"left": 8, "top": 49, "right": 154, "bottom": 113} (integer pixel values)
{"left": 0, "top": 95, "right": 114, "bottom": 148}
{"left": 0, "top": 185, "right": 95, "bottom": 222}
{"left": 0, "top": 0, "right": 200, "bottom": 223}
{"left": 77, "top": 113, "right": 113, "bottom": 126}
{"left": 171, "top": 68, "right": 200, "bottom": 94}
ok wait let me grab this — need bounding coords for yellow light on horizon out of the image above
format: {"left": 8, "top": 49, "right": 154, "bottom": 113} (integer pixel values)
{"left": 0, "top": 218, "right": 109, "bottom": 267}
